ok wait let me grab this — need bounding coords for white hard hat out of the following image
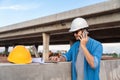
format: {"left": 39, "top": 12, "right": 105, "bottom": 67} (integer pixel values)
{"left": 69, "top": 17, "right": 89, "bottom": 32}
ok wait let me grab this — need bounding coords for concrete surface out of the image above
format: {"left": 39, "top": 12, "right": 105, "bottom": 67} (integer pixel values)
{"left": 0, "top": 60, "right": 120, "bottom": 80}
{"left": 0, "top": 62, "right": 71, "bottom": 80}
{"left": 100, "top": 60, "right": 120, "bottom": 80}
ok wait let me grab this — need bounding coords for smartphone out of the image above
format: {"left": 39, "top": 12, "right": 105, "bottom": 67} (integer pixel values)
{"left": 82, "top": 30, "right": 88, "bottom": 37}
{"left": 78, "top": 29, "right": 88, "bottom": 40}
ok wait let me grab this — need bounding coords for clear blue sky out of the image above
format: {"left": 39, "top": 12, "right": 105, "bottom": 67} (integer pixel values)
{"left": 0, "top": 0, "right": 107, "bottom": 27}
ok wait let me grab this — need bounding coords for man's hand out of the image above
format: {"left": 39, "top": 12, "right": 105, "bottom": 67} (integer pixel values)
{"left": 79, "top": 30, "right": 88, "bottom": 47}
{"left": 49, "top": 56, "right": 60, "bottom": 62}
{"left": 79, "top": 33, "right": 95, "bottom": 68}
{"left": 49, "top": 56, "right": 66, "bottom": 62}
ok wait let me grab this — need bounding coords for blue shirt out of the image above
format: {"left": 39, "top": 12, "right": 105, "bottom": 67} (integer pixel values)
{"left": 63, "top": 37, "right": 103, "bottom": 80}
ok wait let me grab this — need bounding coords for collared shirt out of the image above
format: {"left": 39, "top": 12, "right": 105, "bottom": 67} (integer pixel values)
{"left": 63, "top": 37, "right": 103, "bottom": 80}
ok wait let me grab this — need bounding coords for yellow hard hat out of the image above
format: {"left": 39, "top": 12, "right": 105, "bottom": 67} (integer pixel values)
{"left": 7, "top": 45, "right": 32, "bottom": 64}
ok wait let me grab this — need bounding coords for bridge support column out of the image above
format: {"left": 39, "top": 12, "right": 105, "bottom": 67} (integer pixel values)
{"left": 69, "top": 40, "right": 74, "bottom": 47}
{"left": 34, "top": 44, "right": 39, "bottom": 51}
{"left": 42, "top": 33, "right": 50, "bottom": 62}
{"left": 5, "top": 46, "right": 9, "bottom": 55}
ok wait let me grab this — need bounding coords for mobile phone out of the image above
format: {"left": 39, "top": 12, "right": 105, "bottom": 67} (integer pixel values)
{"left": 82, "top": 30, "right": 88, "bottom": 37}
{"left": 78, "top": 30, "right": 88, "bottom": 40}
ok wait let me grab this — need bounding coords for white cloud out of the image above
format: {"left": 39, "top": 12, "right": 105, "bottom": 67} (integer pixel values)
{"left": 0, "top": 5, "right": 28, "bottom": 10}
{"left": 0, "top": 4, "right": 40, "bottom": 11}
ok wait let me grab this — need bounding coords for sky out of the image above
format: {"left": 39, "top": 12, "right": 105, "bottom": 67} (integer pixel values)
{"left": 0, "top": 0, "right": 108, "bottom": 27}
{"left": 0, "top": 0, "right": 120, "bottom": 54}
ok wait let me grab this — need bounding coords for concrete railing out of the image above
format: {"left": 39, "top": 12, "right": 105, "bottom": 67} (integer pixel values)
{"left": 0, "top": 60, "right": 120, "bottom": 80}
{"left": 100, "top": 60, "right": 120, "bottom": 80}
{"left": 0, "top": 62, "right": 71, "bottom": 80}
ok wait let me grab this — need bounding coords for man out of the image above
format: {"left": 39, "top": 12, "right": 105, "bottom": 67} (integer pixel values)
{"left": 49, "top": 17, "right": 103, "bottom": 80}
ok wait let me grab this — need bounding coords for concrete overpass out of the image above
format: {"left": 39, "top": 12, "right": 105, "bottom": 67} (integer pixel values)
{"left": 0, "top": 0, "right": 120, "bottom": 60}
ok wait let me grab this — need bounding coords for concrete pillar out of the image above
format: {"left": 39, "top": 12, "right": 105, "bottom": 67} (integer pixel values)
{"left": 42, "top": 33, "right": 50, "bottom": 62}
{"left": 5, "top": 46, "right": 9, "bottom": 55}
{"left": 69, "top": 40, "right": 74, "bottom": 47}
{"left": 34, "top": 44, "right": 38, "bottom": 51}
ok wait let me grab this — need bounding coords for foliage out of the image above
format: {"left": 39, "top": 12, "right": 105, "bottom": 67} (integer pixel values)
{"left": 103, "top": 53, "right": 120, "bottom": 58}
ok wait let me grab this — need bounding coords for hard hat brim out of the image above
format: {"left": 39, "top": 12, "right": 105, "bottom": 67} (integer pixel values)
{"left": 69, "top": 26, "right": 88, "bottom": 33}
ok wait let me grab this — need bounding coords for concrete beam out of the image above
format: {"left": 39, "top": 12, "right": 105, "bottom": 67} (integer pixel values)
{"left": 0, "top": 0, "right": 119, "bottom": 32}
{"left": 0, "top": 25, "right": 120, "bottom": 46}
{"left": 0, "top": 12, "right": 120, "bottom": 39}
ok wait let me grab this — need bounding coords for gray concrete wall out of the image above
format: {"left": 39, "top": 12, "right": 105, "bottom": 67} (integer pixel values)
{"left": 0, "top": 62, "right": 71, "bottom": 80}
{"left": 0, "top": 60, "right": 120, "bottom": 80}
{"left": 100, "top": 60, "right": 120, "bottom": 80}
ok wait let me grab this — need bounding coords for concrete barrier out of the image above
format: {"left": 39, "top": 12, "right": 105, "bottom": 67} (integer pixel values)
{"left": 0, "top": 60, "right": 120, "bottom": 80}
{"left": 0, "top": 62, "right": 71, "bottom": 80}
{"left": 100, "top": 60, "right": 120, "bottom": 80}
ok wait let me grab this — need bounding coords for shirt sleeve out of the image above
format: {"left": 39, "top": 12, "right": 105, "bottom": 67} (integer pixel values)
{"left": 62, "top": 47, "right": 72, "bottom": 61}
{"left": 93, "top": 44, "right": 103, "bottom": 68}
{"left": 62, "top": 42, "right": 78, "bottom": 61}
{"left": 94, "top": 56, "right": 99, "bottom": 68}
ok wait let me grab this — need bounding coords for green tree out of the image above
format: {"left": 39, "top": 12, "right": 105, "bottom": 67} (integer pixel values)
{"left": 112, "top": 53, "right": 118, "bottom": 58}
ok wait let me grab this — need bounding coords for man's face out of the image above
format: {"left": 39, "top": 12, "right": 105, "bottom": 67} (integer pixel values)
{"left": 73, "top": 29, "right": 83, "bottom": 40}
